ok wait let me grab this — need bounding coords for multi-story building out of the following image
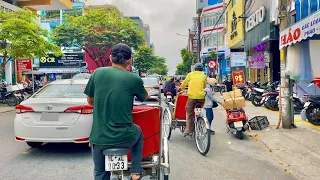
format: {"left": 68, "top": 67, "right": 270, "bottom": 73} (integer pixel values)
{"left": 200, "top": 2, "right": 226, "bottom": 79}
{"left": 150, "top": 43, "right": 155, "bottom": 53}
{"left": 143, "top": 24, "right": 151, "bottom": 46}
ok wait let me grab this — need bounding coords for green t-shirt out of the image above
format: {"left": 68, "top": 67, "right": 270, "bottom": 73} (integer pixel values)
{"left": 84, "top": 67, "right": 147, "bottom": 145}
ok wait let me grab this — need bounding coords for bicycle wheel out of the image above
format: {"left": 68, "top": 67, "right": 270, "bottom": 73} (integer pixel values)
{"left": 195, "top": 116, "right": 211, "bottom": 156}
{"left": 163, "top": 108, "right": 172, "bottom": 140}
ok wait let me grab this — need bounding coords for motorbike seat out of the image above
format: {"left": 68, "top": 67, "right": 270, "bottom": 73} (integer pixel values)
{"left": 103, "top": 148, "right": 129, "bottom": 156}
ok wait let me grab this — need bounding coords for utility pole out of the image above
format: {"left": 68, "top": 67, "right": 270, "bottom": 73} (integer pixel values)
{"left": 197, "top": 13, "right": 201, "bottom": 63}
{"left": 279, "top": 0, "right": 292, "bottom": 129}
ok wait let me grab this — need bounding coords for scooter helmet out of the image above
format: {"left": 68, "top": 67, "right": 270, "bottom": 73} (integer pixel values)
{"left": 194, "top": 63, "right": 203, "bottom": 71}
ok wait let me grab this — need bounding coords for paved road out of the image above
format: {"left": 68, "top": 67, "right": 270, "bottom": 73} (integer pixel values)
{"left": 0, "top": 102, "right": 296, "bottom": 180}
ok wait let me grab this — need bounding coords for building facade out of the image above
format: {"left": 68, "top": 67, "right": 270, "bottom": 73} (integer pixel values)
{"left": 143, "top": 24, "right": 151, "bottom": 46}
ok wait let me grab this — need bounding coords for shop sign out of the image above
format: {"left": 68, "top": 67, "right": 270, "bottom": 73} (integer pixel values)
{"left": 227, "top": 0, "right": 245, "bottom": 48}
{"left": 16, "top": 59, "right": 32, "bottom": 72}
{"left": 232, "top": 70, "right": 245, "bottom": 85}
{"left": 230, "top": 52, "right": 246, "bottom": 67}
{"left": 245, "top": 6, "right": 266, "bottom": 32}
{"left": 280, "top": 9, "right": 320, "bottom": 49}
{"left": 248, "top": 51, "right": 268, "bottom": 69}
{"left": 39, "top": 53, "right": 84, "bottom": 68}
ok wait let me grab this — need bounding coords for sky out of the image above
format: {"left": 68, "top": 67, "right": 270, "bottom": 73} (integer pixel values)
{"left": 86, "top": 0, "right": 196, "bottom": 75}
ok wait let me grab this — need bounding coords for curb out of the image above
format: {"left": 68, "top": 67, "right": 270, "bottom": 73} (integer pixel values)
{"left": 0, "top": 109, "right": 15, "bottom": 114}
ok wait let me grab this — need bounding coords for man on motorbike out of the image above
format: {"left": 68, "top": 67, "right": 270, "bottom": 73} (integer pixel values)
{"left": 163, "top": 77, "right": 176, "bottom": 98}
{"left": 179, "top": 63, "right": 207, "bottom": 136}
{"left": 84, "top": 43, "right": 149, "bottom": 180}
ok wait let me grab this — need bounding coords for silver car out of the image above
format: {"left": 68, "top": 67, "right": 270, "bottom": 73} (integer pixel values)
{"left": 142, "top": 78, "right": 161, "bottom": 99}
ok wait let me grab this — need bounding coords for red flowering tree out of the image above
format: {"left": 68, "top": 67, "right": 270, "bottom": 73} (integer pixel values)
{"left": 52, "top": 8, "right": 144, "bottom": 72}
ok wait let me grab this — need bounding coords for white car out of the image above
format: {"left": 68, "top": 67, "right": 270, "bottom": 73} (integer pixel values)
{"left": 14, "top": 79, "right": 92, "bottom": 148}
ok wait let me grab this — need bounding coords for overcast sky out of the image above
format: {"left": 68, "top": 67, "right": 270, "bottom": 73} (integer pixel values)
{"left": 86, "top": 0, "right": 196, "bottom": 75}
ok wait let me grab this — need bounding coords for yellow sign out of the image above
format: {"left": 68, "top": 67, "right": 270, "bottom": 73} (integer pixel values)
{"left": 40, "top": 57, "right": 55, "bottom": 63}
{"left": 227, "top": 0, "right": 245, "bottom": 48}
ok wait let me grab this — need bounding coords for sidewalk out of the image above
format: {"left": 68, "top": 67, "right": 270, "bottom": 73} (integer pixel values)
{"left": 243, "top": 101, "right": 320, "bottom": 180}
{"left": 0, "top": 104, "right": 15, "bottom": 113}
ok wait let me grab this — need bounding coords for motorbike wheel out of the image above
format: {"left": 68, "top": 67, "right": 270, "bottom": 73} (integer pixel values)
{"left": 236, "top": 130, "right": 244, "bottom": 140}
{"left": 6, "top": 96, "right": 17, "bottom": 107}
{"left": 214, "top": 87, "right": 220, "bottom": 92}
{"left": 306, "top": 106, "right": 320, "bottom": 126}
{"left": 251, "top": 95, "right": 263, "bottom": 107}
{"left": 195, "top": 117, "right": 210, "bottom": 156}
{"left": 265, "top": 97, "right": 279, "bottom": 111}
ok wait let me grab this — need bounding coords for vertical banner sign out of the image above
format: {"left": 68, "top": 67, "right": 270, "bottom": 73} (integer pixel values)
{"left": 16, "top": 59, "right": 32, "bottom": 72}
{"left": 232, "top": 70, "right": 245, "bottom": 85}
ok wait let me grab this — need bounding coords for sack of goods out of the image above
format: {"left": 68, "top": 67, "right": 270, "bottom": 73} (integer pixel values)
{"left": 222, "top": 89, "right": 246, "bottom": 109}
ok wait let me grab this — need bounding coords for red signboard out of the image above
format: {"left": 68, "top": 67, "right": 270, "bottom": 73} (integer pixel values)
{"left": 16, "top": 59, "right": 32, "bottom": 72}
{"left": 232, "top": 71, "right": 245, "bottom": 85}
{"left": 208, "top": 60, "right": 217, "bottom": 70}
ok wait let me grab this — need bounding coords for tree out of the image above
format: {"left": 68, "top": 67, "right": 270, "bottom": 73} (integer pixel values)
{"left": 149, "top": 56, "right": 168, "bottom": 75}
{"left": 209, "top": 50, "right": 217, "bottom": 59}
{"left": 0, "top": 8, "right": 62, "bottom": 77}
{"left": 175, "top": 48, "right": 197, "bottom": 75}
{"left": 133, "top": 46, "right": 154, "bottom": 75}
{"left": 52, "top": 8, "right": 144, "bottom": 69}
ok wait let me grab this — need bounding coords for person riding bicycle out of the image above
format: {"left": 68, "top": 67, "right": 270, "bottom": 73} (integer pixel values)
{"left": 163, "top": 77, "right": 176, "bottom": 98}
{"left": 179, "top": 63, "right": 207, "bottom": 137}
{"left": 84, "top": 43, "right": 149, "bottom": 180}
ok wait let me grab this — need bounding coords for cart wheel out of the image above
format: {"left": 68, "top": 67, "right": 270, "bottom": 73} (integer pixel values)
{"left": 163, "top": 108, "right": 172, "bottom": 140}
{"left": 195, "top": 117, "right": 211, "bottom": 156}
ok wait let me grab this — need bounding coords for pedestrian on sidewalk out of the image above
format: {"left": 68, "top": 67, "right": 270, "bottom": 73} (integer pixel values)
{"left": 224, "top": 75, "right": 234, "bottom": 92}
{"left": 204, "top": 78, "right": 220, "bottom": 135}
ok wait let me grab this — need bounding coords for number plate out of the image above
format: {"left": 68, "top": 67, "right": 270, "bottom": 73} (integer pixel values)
{"left": 40, "top": 112, "right": 59, "bottom": 121}
{"left": 304, "top": 102, "right": 311, "bottom": 108}
{"left": 234, "top": 121, "right": 243, "bottom": 128}
{"left": 166, "top": 95, "right": 172, "bottom": 99}
{"left": 145, "top": 88, "right": 151, "bottom": 91}
{"left": 105, "top": 155, "right": 128, "bottom": 171}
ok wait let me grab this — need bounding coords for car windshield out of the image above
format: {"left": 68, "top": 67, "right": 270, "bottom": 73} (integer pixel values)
{"left": 33, "top": 84, "right": 86, "bottom": 98}
{"left": 143, "top": 78, "right": 158, "bottom": 86}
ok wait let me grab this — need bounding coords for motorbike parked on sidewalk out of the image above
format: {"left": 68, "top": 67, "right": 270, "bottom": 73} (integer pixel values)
{"left": 226, "top": 108, "right": 249, "bottom": 139}
{"left": 213, "top": 83, "right": 226, "bottom": 94}
{"left": 251, "top": 82, "right": 271, "bottom": 107}
{"left": 302, "top": 82, "right": 320, "bottom": 126}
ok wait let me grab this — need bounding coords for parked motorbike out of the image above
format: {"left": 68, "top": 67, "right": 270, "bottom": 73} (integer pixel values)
{"left": 226, "top": 108, "right": 249, "bottom": 139}
{"left": 302, "top": 82, "right": 320, "bottom": 125}
{"left": 213, "top": 84, "right": 226, "bottom": 94}
{"left": 251, "top": 82, "right": 279, "bottom": 107}
{"left": 244, "top": 81, "right": 262, "bottom": 101}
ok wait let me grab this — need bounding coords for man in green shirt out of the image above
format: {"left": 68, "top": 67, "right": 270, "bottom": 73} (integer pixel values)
{"left": 84, "top": 43, "right": 148, "bottom": 180}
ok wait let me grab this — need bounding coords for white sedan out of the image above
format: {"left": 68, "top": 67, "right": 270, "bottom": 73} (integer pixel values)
{"left": 14, "top": 79, "right": 92, "bottom": 148}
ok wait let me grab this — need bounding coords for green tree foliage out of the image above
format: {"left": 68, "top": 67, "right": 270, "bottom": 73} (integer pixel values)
{"left": 149, "top": 56, "right": 168, "bottom": 75}
{"left": 0, "top": 8, "right": 62, "bottom": 77}
{"left": 175, "top": 48, "right": 197, "bottom": 75}
{"left": 52, "top": 8, "right": 144, "bottom": 68}
{"left": 133, "top": 46, "right": 168, "bottom": 75}
{"left": 209, "top": 50, "right": 217, "bottom": 59}
{"left": 133, "top": 46, "right": 154, "bottom": 75}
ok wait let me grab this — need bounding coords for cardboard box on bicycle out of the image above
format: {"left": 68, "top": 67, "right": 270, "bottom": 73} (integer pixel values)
{"left": 222, "top": 89, "right": 242, "bottom": 100}
{"left": 223, "top": 97, "right": 246, "bottom": 109}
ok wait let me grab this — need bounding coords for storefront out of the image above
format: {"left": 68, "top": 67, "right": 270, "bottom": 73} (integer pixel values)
{"left": 244, "top": 0, "right": 279, "bottom": 83}
{"left": 38, "top": 52, "right": 84, "bottom": 81}
{"left": 280, "top": 9, "right": 320, "bottom": 90}
{"left": 226, "top": 0, "right": 245, "bottom": 80}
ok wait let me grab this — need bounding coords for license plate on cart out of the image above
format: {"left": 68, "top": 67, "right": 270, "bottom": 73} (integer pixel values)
{"left": 234, "top": 121, "right": 243, "bottom": 128}
{"left": 105, "top": 155, "right": 128, "bottom": 171}
{"left": 167, "top": 95, "right": 172, "bottom": 99}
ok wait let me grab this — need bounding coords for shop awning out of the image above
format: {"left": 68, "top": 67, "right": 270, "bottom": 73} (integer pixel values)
{"left": 279, "top": 9, "right": 320, "bottom": 49}
{"left": 38, "top": 68, "right": 80, "bottom": 74}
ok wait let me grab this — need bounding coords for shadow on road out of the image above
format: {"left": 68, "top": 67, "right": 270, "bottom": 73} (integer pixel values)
{"left": 22, "top": 143, "right": 91, "bottom": 159}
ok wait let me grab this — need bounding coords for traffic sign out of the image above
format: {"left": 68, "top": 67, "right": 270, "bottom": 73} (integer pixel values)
{"left": 208, "top": 60, "right": 216, "bottom": 70}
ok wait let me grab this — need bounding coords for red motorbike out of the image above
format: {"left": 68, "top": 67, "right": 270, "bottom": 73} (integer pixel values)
{"left": 226, "top": 108, "right": 249, "bottom": 139}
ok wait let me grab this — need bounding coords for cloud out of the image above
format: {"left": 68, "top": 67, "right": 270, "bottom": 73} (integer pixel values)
{"left": 86, "top": 0, "right": 196, "bottom": 75}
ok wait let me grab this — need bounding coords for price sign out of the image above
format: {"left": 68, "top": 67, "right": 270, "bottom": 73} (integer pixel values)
{"left": 208, "top": 60, "right": 216, "bottom": 70}
{"left": 232, "top": 71, "right": 245, "bottom": 85}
